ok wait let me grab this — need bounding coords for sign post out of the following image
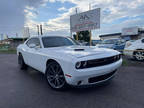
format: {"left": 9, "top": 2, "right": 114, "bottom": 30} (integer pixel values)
{"left": 70, "top": 8, "right": 100, "bottom": 45}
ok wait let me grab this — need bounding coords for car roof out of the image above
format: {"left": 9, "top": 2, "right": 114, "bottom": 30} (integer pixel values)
{"left": 103, "top": 38, "right": 119, "bottom": 41}
{"left": 30, "top": 35, "right": 69, "bottom": 38}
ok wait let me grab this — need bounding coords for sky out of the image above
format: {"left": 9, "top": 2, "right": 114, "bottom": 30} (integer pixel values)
{"left": 0, "top": 0, "right": 144, "bottom": 39}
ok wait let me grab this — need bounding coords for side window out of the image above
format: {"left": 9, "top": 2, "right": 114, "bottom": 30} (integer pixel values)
{"left": 26, "top": 38, "right": 41, "bottom": 48}
{"left": 26, "top": 39, "right": 33, "bottom": 46}
{"left": 141, "top": 39, "right": 144, "bottom": 43}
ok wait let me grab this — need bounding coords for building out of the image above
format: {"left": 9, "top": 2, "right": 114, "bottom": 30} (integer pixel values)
{"left": 99, "top": 33, "right": 121, "bottom": 40}
{"left": 9, "top": 37, "right": 28, "bottom": 48}
{"left": 99, "top": 27, "right": 144, "bottom": 40}
{"left": 0, "top": 37, "right": 28, "bottom": 49}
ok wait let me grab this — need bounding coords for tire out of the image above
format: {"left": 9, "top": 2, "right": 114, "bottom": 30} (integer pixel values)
{"left": 18, "top": 54, "right": 27, "bottom": 70}
{"left": 134, "top": 50, "right": 144, "bottom": 61}
{"left": 46, "top": 61, "right": 67, "bottom": 90}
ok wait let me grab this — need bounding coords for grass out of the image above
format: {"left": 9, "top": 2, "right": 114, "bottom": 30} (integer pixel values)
{"left": 0, "top": 49, "right": 17, "bottom": 54}
{"left": 122, "top": 57, "right": 144, "bottom": 67}
{"left": 122, "top": 59, "right": 129, "bottom": 66}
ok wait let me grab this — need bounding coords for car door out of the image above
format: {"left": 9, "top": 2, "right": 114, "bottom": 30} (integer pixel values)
{"left": 25, "top": 38, "right": 42, "bottom": 69}
{"left": 22, "top": 38, "right": 34, "bottom": 65}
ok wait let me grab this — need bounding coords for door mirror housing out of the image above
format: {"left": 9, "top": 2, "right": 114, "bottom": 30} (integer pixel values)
{"left": 29, "top": 43, "right": 36, "bottom": 48}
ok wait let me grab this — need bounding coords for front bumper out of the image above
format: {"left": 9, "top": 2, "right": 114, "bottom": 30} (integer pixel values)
{"left": 65, "top": 59, "right": 122, "bottom": 86}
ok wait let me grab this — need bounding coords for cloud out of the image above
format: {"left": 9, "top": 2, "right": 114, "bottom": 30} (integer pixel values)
{"left": 24, "top": 5, "right": 76, "bottom": 36}
{"left": 0, "top": 0, "right": 25, "bottom": 35}
{"left": 49, "top": 0, "right": 56, "bottom": 3}
{"left": 93, "top": 16, "right": 144, "bottom": 36}
{"left": 0, "top": 0, "right": 144, "bottom": 37}
{"left": 58, "top": 7, "right": 67, "bottom": 11}
{"left": 0, "top": 0, "right": 47, "bottom": 37}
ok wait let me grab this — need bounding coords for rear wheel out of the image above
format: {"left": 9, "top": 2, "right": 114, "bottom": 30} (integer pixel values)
{"left": 46, "top": 61, "right": 66, "bottom": 90}
{"left": 134, "top": 50, "right": 144, "bottom": 61}
{"left": 18, "top": 54, "right": 27, "bottom": 70}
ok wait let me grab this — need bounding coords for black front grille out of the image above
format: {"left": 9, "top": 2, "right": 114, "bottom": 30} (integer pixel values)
{"left": 85, "top": 54, "right": 121, "bottom": 69}
{"left": 88, "top": 70, "right": 116, "bottom": 83}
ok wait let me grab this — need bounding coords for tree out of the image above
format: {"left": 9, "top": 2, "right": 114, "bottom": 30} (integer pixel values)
{"left": 73, "top": 30, "right": 90, "bottom": 42}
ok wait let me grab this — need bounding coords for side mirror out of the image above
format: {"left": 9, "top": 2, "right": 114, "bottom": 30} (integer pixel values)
{"left": 29, "top": 43, "right": 36, "bottom": 48}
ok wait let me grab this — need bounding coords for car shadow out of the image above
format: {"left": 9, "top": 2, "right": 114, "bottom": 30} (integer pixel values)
{"left": 19, "top": 66, "right": 117, "bottom": 94}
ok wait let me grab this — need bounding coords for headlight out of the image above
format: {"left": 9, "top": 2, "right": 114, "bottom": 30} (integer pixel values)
{"left": 116, "top": 54, "right": 121, "bottom": 60}
{"left": 75, "top": 61, "right": 88, "bottom": 69}
{"left": 83, "top": 61, "right": 87, "bottom": 67}
{"left": 75, "top": 62, "right": 81, "bottom": 69}
{"left": 119, "top": 54, "right": 122, "bottom": 59}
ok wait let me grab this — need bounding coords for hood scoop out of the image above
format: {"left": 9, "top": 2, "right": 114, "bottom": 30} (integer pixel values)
{"left": 74, "top": 48, "right": 85, "bottom": 51}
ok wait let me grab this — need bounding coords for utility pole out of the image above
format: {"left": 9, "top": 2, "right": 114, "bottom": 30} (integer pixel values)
{"left": 1, "top": 34, "right": 3, "bottom": 41}
{"left": 70, "top": 17, "right": 72, "bottom": 38}
{"left": 75, "top": 8, "right": 78, "bottom": 14}
{"left": 75, "top": 8, "right": 79, "bottom": 41}
{"left": 37, "top": 25, "right": 39, "bottom": 36}
{"left": 16, "top": 33, "right": 18, "bottom": 38}
{"left": 27, "top": 27, "right": 30, "bottom": 37}
{"left": 40, "top": 25, "right": 43, "bottom": 35}
{"left": 89, "top": 3, "right": 91, "bottom": 10}
{"left": 89, "top": 3, "right": 92, "bottom": 46}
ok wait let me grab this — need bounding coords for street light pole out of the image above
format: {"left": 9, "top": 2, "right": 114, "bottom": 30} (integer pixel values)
{"left": 89, "top": 3, "right": 92, "bottom": 46}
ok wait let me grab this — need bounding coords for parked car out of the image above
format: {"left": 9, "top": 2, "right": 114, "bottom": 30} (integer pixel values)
{"left": 84, "top": 40, "right": 101, "bottom": 46}
{"left": 77, "top": 40, "right": 88, "bottom": 46}
{"left": 92, "top": 40, "right": 102, "bottom": 45}
{"left": 17, "top": 36, "right": 122, "bottom": 90}
{"left": 76, "top": 40, "right": 101, "bottom": 46}
{"left": 96, "top": 38, "right": 126, "bottom": 52}
{"left": 124, "top": 38, "right": 144, "bottom": 61}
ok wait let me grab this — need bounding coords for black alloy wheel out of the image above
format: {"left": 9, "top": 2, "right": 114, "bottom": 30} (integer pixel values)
{"left": 18, "top": 54, "right": 27, "bottom": 70}
{"left": 46, "top": 61, "right": 66, "bottom": 90}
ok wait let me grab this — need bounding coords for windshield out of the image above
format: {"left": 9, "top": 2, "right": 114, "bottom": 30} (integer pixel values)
{"left": 42, "top": 37, "right": 79, "bottom": 48}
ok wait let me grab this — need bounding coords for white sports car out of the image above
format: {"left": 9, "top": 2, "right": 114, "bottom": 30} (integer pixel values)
{"left": 17, "top": 36, "right": 122, "bottom": 90}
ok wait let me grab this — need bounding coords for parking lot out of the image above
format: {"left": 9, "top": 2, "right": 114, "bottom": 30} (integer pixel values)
{"left": 0, "top": 54, "right": 144, "bottom": 108}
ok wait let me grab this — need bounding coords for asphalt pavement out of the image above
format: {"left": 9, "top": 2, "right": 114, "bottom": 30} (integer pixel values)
{"left": 0, "top": 54, "right": 144, "bottom": 108}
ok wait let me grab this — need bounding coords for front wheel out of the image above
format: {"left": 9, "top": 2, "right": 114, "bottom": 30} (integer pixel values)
{"left": 134, "top": 50, "right": 144, "bottom": 61}
{"left": 18, "top": 54, "right": 27, "bottom": 70}
{"left": 46, "top": 61, "right": 67, "bottom": 90}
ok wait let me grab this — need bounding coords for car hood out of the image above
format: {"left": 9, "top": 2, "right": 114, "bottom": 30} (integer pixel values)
{"left": 43, "top": 45, "right": 119, "bottom": 58}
